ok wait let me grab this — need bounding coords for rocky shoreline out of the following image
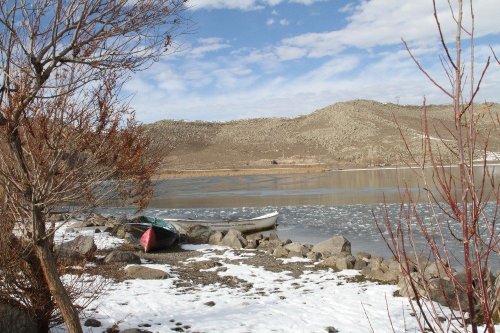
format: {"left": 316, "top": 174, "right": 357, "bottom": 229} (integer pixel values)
{"left": 59, "top": 214, "right": 498, "bottom": 330}
{"left": 4, "top": 213, "right": 497, "bottom": 333}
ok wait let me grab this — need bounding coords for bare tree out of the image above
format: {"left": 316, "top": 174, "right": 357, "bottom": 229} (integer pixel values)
{"left": 0, "top": 1, "right": 188, "bottom": 332}
{"left": 375, "top": 1, "right": 499, "bottom": 332}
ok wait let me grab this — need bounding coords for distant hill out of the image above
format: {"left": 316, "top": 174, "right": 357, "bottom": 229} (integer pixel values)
{"left": 145, "top": 100, "right": 500, "bottom": 173}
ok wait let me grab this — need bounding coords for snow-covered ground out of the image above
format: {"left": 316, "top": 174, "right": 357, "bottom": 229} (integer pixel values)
{"left": 49, "top": 225, "right": 499, "bottom": 333}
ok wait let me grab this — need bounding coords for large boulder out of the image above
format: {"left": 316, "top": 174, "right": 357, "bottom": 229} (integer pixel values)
{"left": 367, "top": 267, "right": 399, "bottom": 283}
{"left": 335, "top": 255, "right": 357, "bottom": 270}
{"left": 258, "top": 239, "right": 283, "bottom": 252}
{"left": 424, "top": 261, "right": 454, "bottom": 279}
{"left": 0, "top": 303, "right": 37, "bottom": 333}
{"left": 185, "top": 225, "right": 213, "bottom": 244}
{"left": 221, "top": 229, "right": 248, "bottom": 249}
{"left": 124, "top": 266, "right": 170, "bottom": 280}
{"left": 284, "top": 242, "right": 308, "bottom": 257}
{"left": 272, "top": 246, "right": 289, "bottom": 258}
{"left": 398, "top": 274, "right": 467, "bottom": 310}
{"left": 104, "top": 250, "right": 141, "bottom": 264}
{"left": 320, "top": 256, "right": 337, "bottom": 269}
{"left": 58, "top": 235, "right": 96, "bottom": 259}
{"left": 208, "top": 231, "right": 224, "bottom": 245}
{"left": 311, "top": 236, "right": 351, "bottom": 257}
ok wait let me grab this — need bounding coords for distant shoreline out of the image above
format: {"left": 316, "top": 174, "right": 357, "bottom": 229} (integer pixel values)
{"left": 154, "top": 162, "right": 500, "bottom": 179}
{"left": 154, "top": 165, "right": 328, "bottom": 179}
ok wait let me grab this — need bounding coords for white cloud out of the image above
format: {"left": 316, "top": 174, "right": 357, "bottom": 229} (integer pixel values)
{"left": 189, "top": 0, "right": 261, "bottom": 10}
{"left": 279, "top": 18, "right": 290, "bottom": 26}
{"left": 190, "top": 0, "right": 324, "bottom": 10}
{"left": 275, "top": 45, "right": 307, "bottom": 60}
{"left": 289, "top": 0, "right": 325, "bottom": 4}
{"left": 266, "top": 18, "right": 275, "bottom": 25}
{"left": 189, "top": 37, "right": 231, "bottom": 58}
{"left": 277, "top": 0, "right": 500, "bottom": 59}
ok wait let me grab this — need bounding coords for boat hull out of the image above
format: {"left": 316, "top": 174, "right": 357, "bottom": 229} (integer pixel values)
{"left": 166, "top": 212, "right": 279, "bottom": 234}
{"left": 128, "top": 223, "right": 178, "bottom": 252}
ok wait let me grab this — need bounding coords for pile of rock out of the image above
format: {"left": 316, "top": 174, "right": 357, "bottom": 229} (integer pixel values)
{"left": 192, "top": 226, "right": 401, "bottom": 282}
{"left": 182, "top": 225, "right": 499, "bottom": 317}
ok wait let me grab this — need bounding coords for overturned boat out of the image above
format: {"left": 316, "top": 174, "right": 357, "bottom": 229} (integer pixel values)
{"left": 126, "top": 216, "right": 179, "bottom": 252}
{"left": 165, "top": 211, "right": 279, "bottom": 234}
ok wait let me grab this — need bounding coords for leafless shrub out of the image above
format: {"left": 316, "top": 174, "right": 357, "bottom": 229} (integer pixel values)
{"left": 375, "top": 1, "right": 499, "bottom": 332}
{"left": 0, "top": 1, "right": 189, "bottom": 332}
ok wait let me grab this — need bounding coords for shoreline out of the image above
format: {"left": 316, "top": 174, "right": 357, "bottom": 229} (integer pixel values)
{"left": 153, "top": 162, "right": 500, "bottom": 179}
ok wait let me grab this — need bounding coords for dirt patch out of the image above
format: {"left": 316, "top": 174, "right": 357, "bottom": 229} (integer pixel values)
{"left": 94, "top": 244, "right": 324, "bottom": 290}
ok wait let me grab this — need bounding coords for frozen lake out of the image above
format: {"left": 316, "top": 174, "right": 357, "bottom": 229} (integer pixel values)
{"left": 103, "top": 166, "right": 499, "bottom": 269}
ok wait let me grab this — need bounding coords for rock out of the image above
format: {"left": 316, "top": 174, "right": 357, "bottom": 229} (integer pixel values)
{"left": 356, "top": 252, "right": 372, "bottom": 260}
{"left": 112, "top": 224, "right": 127, "bottom": 239}
{"left": 246, "top": 233, "right": 263, "bottom": 242}
{"left": 124, "top": 266, "right": 170, "bottom": 280}
{"left": 397, "top": 272, "right": 422, "bottom": 298}
{"left": 287, "top": 251, "right": 303, "bottom": 258}
{"left": 185, "top": 225, "right": 213, "bottom": 244}
{"left": 320, "top": 256, "right": 337, "bottom": 269}
{"left": 367, "top": 267, "right": 399, "bottom": 283}
{"left": 104, "top": 250, "right": 141, "bottom": 264}
{"left": 84, "top": 213, "right": 110, "bottom": 227}
{"left": 353, "top": 258, "right": 368, "bottom": 270}
{"left": 360, "top": 266, "right": 371, "bottom": 276}
{"left": 245, "top": 239, "right": 259, "bottom": 249}
{"left": 406, "top": 255, "right": 431, "bottom": 273}
{"left": 58, "top": 235, "right": 97, "bottom": 259}
{"left": 208, "top": 231, "right": 224, "bottom": 245}
{"left": 427, "top": 278, "right": 466, "bottom": 309}
{"left": 120, "top": 329, "right": 153, "bottom": 333}
{"left": 257, "top": 239, "right": 282, "bottom": 251}
{"left": 335, "top": 255, "right": 356, "bottom": 270}
{"left": 0, "top": 303, "right": 37, "bottom": 333}
{"left": 311, "top": 236, "right": 351, "bottom": 257}
{"left": 269, "top": 231, "right": 280, "bottom": 241}
{"left": 306, "top": 251, "right": 322, "bottom": 261}
{"left": 397, "top": 273, "right": 466, "bottom": 309}
{"left": 273, "top": 246, "right": 289, "bottom": 258}
{"left": 284, "top": 242, "right": 308, "bottom": 257}
{"left": 424, "top": 261, "right": 453, "bottom": 279}
{"left": 325, "top": 327, "right": 339, "bottom": 333}
{"left": 370, "top": 257, "right": 389, "bottom": 272}
{"left": 388, "top": 260, "right": 400, "bottom": 274}
{"left": 204, "top": 301, "right": 216, "bottom": 307}
{"left": 84, "top": 318, "right": 102, "bottom": 327}
{"left": 221, "top": 229, "right": 247, "bottom": 249}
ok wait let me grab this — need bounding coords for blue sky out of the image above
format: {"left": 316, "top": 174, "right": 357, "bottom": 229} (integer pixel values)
{"left": 125, "top": 0, "right": 500, "bottom": 122}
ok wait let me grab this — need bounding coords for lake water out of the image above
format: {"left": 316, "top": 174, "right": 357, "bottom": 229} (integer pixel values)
{"left": 106, "top": 166, "right": 499, "bottom": 269}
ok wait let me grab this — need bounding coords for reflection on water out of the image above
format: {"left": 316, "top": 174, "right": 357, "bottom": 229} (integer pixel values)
{"left": 150, "top": 166, "right": 498, "bottom": 208}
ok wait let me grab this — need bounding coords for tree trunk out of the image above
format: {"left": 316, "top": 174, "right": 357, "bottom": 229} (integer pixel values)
{"left": 35, "top": 243, "right": 83, "bottom": 333}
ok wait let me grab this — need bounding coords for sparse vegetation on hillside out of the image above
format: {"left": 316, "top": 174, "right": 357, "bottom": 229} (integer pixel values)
{"left": 146, "top": 100, "right": 500, "bottom": 172}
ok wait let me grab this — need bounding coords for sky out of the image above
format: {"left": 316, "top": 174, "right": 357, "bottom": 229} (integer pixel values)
{"left": 124, "top": 0, "right": 500, "bottom": 122}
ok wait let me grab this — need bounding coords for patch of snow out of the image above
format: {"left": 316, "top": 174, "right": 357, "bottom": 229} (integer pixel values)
{"left": 278, "top": 257, "right": 312, "bottom": 264}
{"left": 54, "top": 220, "right": 124, "bottom": 250}
{"left": 51, "top": 244, "right": 499, "bottom": 333}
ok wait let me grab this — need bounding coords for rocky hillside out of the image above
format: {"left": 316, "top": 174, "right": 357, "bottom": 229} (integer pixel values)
{"left": 145, "top": 100, "right": 500, "bottom": 172}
